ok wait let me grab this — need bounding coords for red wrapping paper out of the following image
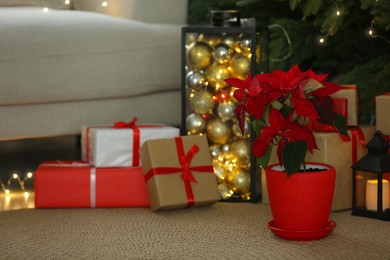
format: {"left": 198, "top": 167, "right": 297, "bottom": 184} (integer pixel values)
{"left": 34, "top": 161, "right": 150, "bottom": 208}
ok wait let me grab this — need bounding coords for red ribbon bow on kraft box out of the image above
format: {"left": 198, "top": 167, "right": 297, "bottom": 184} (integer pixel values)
{"left": 140, "top": 135, "right": 221, "bottom": 211}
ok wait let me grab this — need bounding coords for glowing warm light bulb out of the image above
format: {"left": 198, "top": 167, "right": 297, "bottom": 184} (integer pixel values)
{"left": 42, "top": 7, "right": 49, "bottom": 12}
{"left": 319, "top": 38, "right": 325, "bottom": 44}
{"left": 27, "top": 172, "right": 33, "bottom": 178}
{"left": 13, "top": 173, "right": 18, "bottom": 179}
{"left": 5, "top": 189, "right": 10, "bottom": 195}
{"left": 64, "top": 0, "right": 70, "bottom": 4}
{"left": 336, "top": 10, "right": 341, "bottom": 16}
{"left": 369, "top": 30, "right": 373, "bottom": 36}
{"left": 102, "top": 1, "right": 108, "bottom": 7}
{"left": 24, "top": 192, "right": 29, "bottom": 198}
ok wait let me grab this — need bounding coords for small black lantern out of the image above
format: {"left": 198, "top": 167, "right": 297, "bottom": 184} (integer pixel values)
{"left": 181, "top": 11, "right": 268, "bottom": 202}
{"left": 352, "top": 131, "right": 390, "bottom": 221}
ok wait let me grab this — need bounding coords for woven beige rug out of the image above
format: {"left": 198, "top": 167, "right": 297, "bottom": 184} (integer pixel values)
{"left": 0, "top": 202, "right": 389, "bottom": 259}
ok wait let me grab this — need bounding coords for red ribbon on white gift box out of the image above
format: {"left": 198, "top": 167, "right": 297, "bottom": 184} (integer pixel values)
{"left": 85, "top": 117, "right": 164, "bottom": 167}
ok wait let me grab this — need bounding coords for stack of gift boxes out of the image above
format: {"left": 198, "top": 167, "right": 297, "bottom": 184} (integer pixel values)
{"left": 33, "top": 90, "right": 390, "bottom": 211}
{"left": 34, "top": 119, "right": 221, "bottom": 211}
{"left": 262, "top": 86, "right": 390, "bottom": 211}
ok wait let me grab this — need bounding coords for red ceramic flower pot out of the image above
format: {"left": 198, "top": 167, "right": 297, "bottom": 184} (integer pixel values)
{"left": 266, "top": 162, "right": 336, "bottom": 232}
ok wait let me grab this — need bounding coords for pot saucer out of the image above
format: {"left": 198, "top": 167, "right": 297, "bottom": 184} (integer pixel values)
{"left": 268, "top": 220, "right": 336, "bottom": 241}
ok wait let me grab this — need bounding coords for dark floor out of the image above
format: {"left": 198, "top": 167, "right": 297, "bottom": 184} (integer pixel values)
{"left": 0, "top": 136, "right": 81, "bottom": 191}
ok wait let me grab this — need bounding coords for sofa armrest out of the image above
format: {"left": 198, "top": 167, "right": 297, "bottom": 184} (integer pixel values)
{"left": 73, "top": 0, "right": 188, "bottom": 24}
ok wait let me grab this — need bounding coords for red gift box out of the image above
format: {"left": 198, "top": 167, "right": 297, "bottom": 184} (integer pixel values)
{"left": 34, "top": 161, "right": 150, "bottom": 208}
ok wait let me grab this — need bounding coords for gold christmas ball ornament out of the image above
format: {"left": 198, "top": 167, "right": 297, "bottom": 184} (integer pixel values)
{"left": 218, "top": 183, "right": 232, "bottom": 199}
{"left": 197, "top": 34, "right": 221, "bottom": 48}
{"left": 188, "top": 42, "right": 212, "bottom": 69}
{"left": 206, "top": 117, "right": 232, "bottom": 144}
{"left": 227, "top": 167, "right": 251, "bottom": 194}
{"left": 205, "top": 64, "right": 230, "bottom": 90}
{"left": 214, "top": 164, "right": 228, "bottom": 183}
{"left": 209, "top": 144, "right": 221, "bottom": 158}
{"left": 189, "top": 89, "right": 214, "bottom": 115}
{"left": 230, "top": 139, "right": 250, "bottom": 165}
{"left": 221, "top": 143, "right": 230, "bottom": 153}
{"left": 186, "top": 113, "right": 206, "bottom": 135}
{"left": 232, "top": 118, "right": 250, "bottom": 139}
{"left": 217, "top": 100, "right": 236, "bottom": 122}
{"left": 212, "top": 43, "right": 232, "bottom": 64}
{"left": 222, "top": 150, "right": 234, "bottom": 161}
{"left": 237, "top": 38, "right": 251, "bottom": 53}
{"left": 186, "top": 71, "right": 207, "bottom": 90}
{"left": 186, "top": 33, "right": 198, "bottom": 46}
{"left": 228, "top": 54, "right": 251, "bottom": 80}
{"left": 222, "top": 36, "right": 236, "bottom": 49}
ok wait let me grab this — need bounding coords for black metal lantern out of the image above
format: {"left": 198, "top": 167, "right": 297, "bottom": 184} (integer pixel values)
{"left": 352, "top": 131, "right": 390, "bottom": 221}
{"left": 181, "top": 11, "right": 268, "bottom": 202}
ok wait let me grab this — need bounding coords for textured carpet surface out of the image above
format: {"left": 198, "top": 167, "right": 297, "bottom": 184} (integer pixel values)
{"left": 0, "top": 203, "right": 389, "bottom": 259}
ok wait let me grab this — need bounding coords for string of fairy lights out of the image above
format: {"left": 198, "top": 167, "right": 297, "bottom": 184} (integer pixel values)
{"left": 0, "top": 172, "right": 34, "bottom": 197}
{"left": 318, "top": 0, "right": 390, "bottom": 45}
{"left": 39, "top": 0, "right": 388, "bottom": 48}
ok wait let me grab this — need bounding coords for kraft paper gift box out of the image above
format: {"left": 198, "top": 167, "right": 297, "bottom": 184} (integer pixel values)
{"left": 331, "top": 85, "right": 359, "bottom": 126}
{"left": 140, "top": 135, "right": 221, "bottom": 211}
{"left": 81, "top": 123, "right": 180, "bottom": 167}
{"left": 261, "top": 125, "right": 376, "bottom": 211}
{"left": 34, "top": 161, "right": 150, "bottom": 208}
{"left": 376, "top": 94, "right": 390, "bottom": 135}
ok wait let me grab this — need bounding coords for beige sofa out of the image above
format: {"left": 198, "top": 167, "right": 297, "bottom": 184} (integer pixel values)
{"left": 0, "top": 0, "right": 187, "bottom": 140}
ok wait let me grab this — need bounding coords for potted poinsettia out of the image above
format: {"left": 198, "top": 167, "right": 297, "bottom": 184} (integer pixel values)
{"left": 225, "top": 65, "right": 349, "bottom": 240}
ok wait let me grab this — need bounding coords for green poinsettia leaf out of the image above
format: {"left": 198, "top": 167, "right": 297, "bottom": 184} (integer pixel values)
{"left": 256, "top": 145, "right": 273, "bottom": 170}
{"left": 279, "top": 104, "right": 293, "bottom": 117}
{"left": 251, "top": 120, "right": 263, "bottom": 136}
{"left": 333, "top": 113, "right": 349, "bottom": 137}
{"left": 271, "top": 100, "right": 283, "bottom": 110}
{"left": 282, "top": 140, "right": 308, "bottom": 176}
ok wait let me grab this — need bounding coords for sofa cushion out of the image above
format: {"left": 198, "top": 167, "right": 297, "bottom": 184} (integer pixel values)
{"left": 0, "top": 0, "right": 71, "bottom": 9}
{"left": 0, "top": 7, "right": 182, "bottom": 106}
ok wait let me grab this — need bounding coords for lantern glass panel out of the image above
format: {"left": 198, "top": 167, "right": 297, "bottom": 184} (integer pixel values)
{"left": 181, "top": 25, "right": 265, "bottom": 202}
{"left": 355, "top": 171, "right": 390, "bottom": 213}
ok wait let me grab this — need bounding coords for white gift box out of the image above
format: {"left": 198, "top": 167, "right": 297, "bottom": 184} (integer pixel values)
{"left": 81, "top": 124, "right": 180, "bottom": 167}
